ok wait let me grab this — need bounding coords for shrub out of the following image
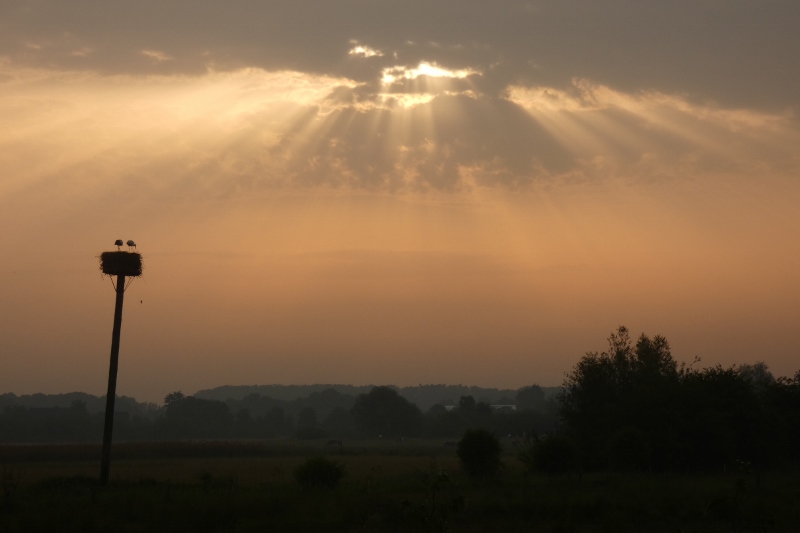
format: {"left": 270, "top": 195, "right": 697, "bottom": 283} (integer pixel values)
{"left": 457, "top": 429, "right": 501, "bottom": 478}
{"left": 294, "top": 457, "right": 344, "bottom": 489}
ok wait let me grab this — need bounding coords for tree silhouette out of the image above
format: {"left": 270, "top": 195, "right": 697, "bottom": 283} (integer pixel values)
{"left": 162, "top": 395, "right": 232, "bottom": 439}
{"left": 559, "top": 326, "right": 681, "bottom": 469}
{"left": 558, "top": 327, "right": 799, "bottom": 471}
{"left": 458, "top": 396, "right": 477, "bottom": 412}
{"left": 515, "top": 385, "right": 546, "bottom": 411}
{"left": 164, "top": 391, "right": 185, "bottom": 405}
{"left": 351, "top": 386, "right": 422, "bottom": 437}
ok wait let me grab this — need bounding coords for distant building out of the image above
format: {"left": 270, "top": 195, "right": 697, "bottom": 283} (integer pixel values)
{"left": 443, "top": 404, "right": 517, "bottom": 412}
{"left": 490, "top": 405, "right": 517, "bottom": 411}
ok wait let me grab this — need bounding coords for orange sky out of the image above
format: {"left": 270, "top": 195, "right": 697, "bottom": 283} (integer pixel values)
{"left": 1, "top": 2, "right": 799, "bottom": 402}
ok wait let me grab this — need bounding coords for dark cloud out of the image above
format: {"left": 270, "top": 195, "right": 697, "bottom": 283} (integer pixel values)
{"left": 1, "top": 1, "right": 797, "bottom": 196}
{"left": 2, "top": 0, "right": 799, "bottom": 109}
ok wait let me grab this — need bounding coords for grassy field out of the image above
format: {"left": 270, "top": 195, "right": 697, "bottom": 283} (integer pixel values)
{"left": 1, "top": 440, "right": 799, "bottom": 532}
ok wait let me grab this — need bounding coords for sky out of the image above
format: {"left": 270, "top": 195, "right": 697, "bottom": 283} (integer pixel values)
{"left": 1, "top": 1, "right": 799, "bottom": 404}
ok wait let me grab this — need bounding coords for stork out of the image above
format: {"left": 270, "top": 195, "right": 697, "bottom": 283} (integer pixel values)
{"left": 114, "top": 239, "right": 123, "bottom": 251}
{"left": 126, "top": 240, "right": 137, "bottom": 251}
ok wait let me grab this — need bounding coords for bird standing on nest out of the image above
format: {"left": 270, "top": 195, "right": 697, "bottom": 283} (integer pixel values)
{"left": 115, "top": 239, "right": 123, "bottom": 251}
{"left": 126, "top": 240, "right": 137, "bottom": 251}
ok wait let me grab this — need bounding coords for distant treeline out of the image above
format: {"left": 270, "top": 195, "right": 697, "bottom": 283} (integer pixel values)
{"left": 0, "top": 392, "right": 157, "bottom": 416}
{"left": 194, "top": 384, "right": 561, "bottom": 412}
{"left": 0, "top": 385, "right": 558, "bottom": 444}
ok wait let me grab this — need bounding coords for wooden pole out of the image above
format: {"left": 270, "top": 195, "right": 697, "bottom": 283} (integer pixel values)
{"left": 100, "top": 273, "right": 126, "bottom": 486}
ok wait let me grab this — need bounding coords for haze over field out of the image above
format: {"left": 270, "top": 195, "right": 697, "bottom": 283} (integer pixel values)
{"left": 1, "top": 1, "right": 799, "bottom": 403}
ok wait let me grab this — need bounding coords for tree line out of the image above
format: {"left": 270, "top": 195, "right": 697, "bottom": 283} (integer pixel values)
{"left": 0, "top": 385, "right": 557, "bottom": 443}
{"left": 193, "top": 383, "right": 558, "bottom": 413}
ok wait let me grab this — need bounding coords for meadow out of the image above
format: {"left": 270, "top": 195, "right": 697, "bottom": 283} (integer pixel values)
{"left": 1, "top": 439, "right": 798, "bottom": 532}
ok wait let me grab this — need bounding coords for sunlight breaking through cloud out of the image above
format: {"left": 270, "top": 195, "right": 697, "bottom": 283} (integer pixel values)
{"left": 381, "top": 62, "right": 480, "bottom": 85}
{"left": 348, "top": 41, "right": 383, "bottom": 58}
{"left": 1, "top": 61, "right": 798, "bottom": 202}
{"left": 506, "top": 80, "right": 800, "bottom": 178}
{"left": 379, "top": 93, "right": 436, "bottom": 108}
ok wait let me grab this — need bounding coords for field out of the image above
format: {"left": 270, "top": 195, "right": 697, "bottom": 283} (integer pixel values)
{"left": 1, "top": 440, "right": 799, "bottom": 532}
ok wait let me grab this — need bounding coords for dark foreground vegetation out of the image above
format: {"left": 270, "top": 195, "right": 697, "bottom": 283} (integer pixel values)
{"left": 2, "top": 327, "right": 799, "bottom": 530}
{"left": 1, "top": 440, "right": 799, "bottom": 532}
{"left": 558, "top": 327, "right": 800, "bottom": 473}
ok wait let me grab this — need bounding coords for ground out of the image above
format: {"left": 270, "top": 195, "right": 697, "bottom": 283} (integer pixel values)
{"left": 1, "top": 440, "right": 798, "bottom": 532}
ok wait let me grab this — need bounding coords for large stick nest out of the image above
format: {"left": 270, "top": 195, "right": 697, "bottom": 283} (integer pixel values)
{"left": 100, "top": 251, "right": 143, "bottom": 277}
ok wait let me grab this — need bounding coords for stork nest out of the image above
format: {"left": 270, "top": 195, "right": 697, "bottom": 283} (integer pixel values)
{"left": 100, "top": 251, "right": 143, "bottom": 277}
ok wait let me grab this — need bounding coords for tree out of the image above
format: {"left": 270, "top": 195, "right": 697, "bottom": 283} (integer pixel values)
{"left": 425, "top": 408, "right": 466, "bottom": 438}
{"left": 766, "top": 371, "right": 800, "bottom": 461}
{"left": 263, "top": 406, "right": 292, "bottom": 437}
{"left": 678, "top": 364, "right": 779, "bottom": 469}
{"left": 300, "top": 389, "right": 355, "bottom": 420}
{"left": 739, "top": 361, "right": 775, "bottom": 395}
{"left": 351, "top": 386, "right": 423, "bottom": 437}
{"left": 559, "top": 326, "right": 680, "bottom": 469}
{"left": 476, "top": 401, "right": 493, "bottom": 417}
{"left": 70, "top": 399, "right": 88, "bottom": 414}
{"left": 458, "top": 396, "right": 477, "bottom": 412}
{"left": 321, "top": 406, "right": 358, "bottom": 439}
{"left": 297, "top": 406, "right": 318, "bottom": 429}
{"left": 515, "top": 385, "right": 546, "bottom": 411}
{"left": 605, "top": 427, "right": 649, "bottom": 471}
{"left": 457, "top": 429, "right": 502, "bottom": 479}
{"left": 162, "top": 395, "right": 232, "bottom": 439}
{"left": 295, "top": 406, "right": 326, "bottom": 439}
{"left": 164, "top": 391, "right": 185, "bottom": 405}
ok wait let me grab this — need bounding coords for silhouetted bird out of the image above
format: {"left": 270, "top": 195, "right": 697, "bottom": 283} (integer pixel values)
{"left": 114, "top": 239, "right": 123, "bottom": 250}
{"left": 126, "top": 240, "right": 137, "bottom": 251}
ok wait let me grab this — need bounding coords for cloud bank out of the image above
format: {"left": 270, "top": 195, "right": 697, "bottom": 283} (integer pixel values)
{"left": 2, "top": 1, "right": 799, "bottom": 107}
{"left": 2, "top": 1, "right": 799, "bottom": 194}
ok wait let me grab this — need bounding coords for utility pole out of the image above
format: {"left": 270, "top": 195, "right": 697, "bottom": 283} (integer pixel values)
{"left": 99, "top": 240, "right": 142, "bottom": 486}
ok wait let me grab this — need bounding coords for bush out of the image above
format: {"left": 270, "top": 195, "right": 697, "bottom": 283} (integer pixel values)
{"left": 519, "top": 434, "right": 578, "bottom": 475}
{"left": 457, "top": 429, "right": 502, "bottom": 478}
{"left": 293, "top": 457, "right": 344, "bottom": 489}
